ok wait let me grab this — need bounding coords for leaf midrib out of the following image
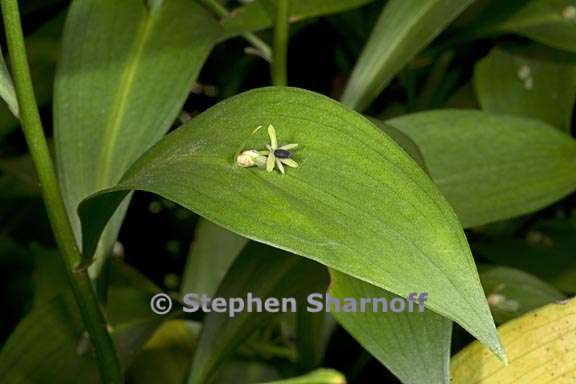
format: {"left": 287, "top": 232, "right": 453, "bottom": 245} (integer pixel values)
{"left": 96, "top": 10, "right": 158, "bottom": 187}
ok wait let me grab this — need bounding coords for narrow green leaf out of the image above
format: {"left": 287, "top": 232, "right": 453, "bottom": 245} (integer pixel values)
{"left": 341, "top": 0, "right": 475, "bottom": 111}
{"left": 80, "top": 87, "right": 503, "bottom": 359}
{"left": 451, "top": 298, "right": 576, "bottom": 383}
{"left": 0, "top": 45, "right": 19, "bottom": 117}
{"left": 180, "top": 218, "right": 248, "bottom": 297}
{"left": 330, "top": 270, "right": 452, "bottom": 384}
{"left": 388, "top": 110, "right": 576, "bottom": 228}
{"left": 260, "top": 368, "right": 346, "bottom": 384}
{"left": 480, "top": 265, "right": 566, "bottom": 324}
{"left": 54, "top": 0, "right": 221, "bottom": 266}
{"left": 295, "top": 307, "right": 333, "bottom": 372}
{"left": 187, "top": 243, "right": 329, "bottom": 384}
{"left": 220, "top": 0, "right": 374, "bottom": 40}
{"left": 475, "top": 45, "right": 576, "bottom": 131}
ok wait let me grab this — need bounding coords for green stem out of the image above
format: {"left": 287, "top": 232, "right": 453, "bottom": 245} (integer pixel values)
{"left": 0, "top": 1, "right": 123, "bottom": 383}
{"left": 272, "top": 0, "right": 289, "bottom": 86}
{"left": 199, "top": 0, "right": 272, "bottom": 62}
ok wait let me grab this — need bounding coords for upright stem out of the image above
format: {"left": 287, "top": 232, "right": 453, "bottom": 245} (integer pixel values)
{"left": 199, "top": 0, "right": 272, "bottom": 62}
{"left": 0, "top": 1, "right": 123, "bottom": 383}
{"left": 272, "top": 0, "right": 289, "bottom": 86}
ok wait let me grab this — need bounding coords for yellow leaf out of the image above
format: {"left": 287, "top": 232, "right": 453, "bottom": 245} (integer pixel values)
{"left": 451, "top": 298, "right": 576, "bottom": 383}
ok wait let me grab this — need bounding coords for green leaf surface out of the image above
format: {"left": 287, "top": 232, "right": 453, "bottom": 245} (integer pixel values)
{"left": 260, "top": 368, "right": 346, "bottom": 384}
{"left": 0, "top": 45, "right": 19, "bottom": 117}
{"left": 53, "top": 0, "right": 221, "bottom": 267}
{"left": 341, "top": 0, "right": 475, "bottom": 111}
{"left": 370, "top": 120, "right": 427, "bottom": 170}
{"left": 387, "top": 110, "right": 576, "bottom": 228}
{"left": 480, "top": 265, "right": 565, "bottom": 324}
{"left": 220, "top": 0, "right": 374, "bottom": 40}
{"left": 463, "top": 0, "right": 576, "bottom": 53}
{"left": 0, "top": 261, "right": 164, "bottom": 384}
{"left": 187, "top": 243, "right": 329, "bottom": 384}
{"left": 79, "top": 87, "right": 502, "bottom": 359}
{"left": 475, "top": 45, "right": 576, "bottom": 131}
{"left": 330, "top": 270, "right": 452, "bottom": 384}
{"left": 180, "top": 218, "right": 248, "bottom": 297}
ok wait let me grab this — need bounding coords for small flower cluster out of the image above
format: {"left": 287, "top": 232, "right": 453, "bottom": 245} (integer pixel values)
{"left": 236, "top": 124, "right": 299, "bottom": 174}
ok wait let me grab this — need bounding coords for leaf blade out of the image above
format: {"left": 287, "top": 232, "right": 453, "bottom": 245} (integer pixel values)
{"left": 474, "top": 45, "right": 576, "bottom": 132}
{"left": 330, "top": 270, "right": 452, "bottom": 384}
{"left": 53, "top": 0, "right": 221, "bottom": 263}
{"left": 80, "top": 87, "right": 503, "bottom": 359}
{"left": 451, "top": 298, "right": 576, "bottom": 383}
{"left": 387, "top": 110, "right": 576, "bottom": 228}
{"left": 341, "top": 0, "right": 475, "bottom": 111}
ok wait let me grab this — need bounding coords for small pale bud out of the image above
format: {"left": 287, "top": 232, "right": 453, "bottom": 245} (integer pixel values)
{"left": 236, "top": 150, "right": 261, "bottom": 167}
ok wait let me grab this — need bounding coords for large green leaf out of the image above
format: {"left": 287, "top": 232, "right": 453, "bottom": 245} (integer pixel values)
{"left": 79, "top": 87, "right": 503, "bottom": 359}
{"left": 220, "top": 0, "right": 374, "bottom": 40}
{"left": 0, "top": 45, "right": 18, "bottom": 117}
{"left": 475, "top": 45, "right": 576, "bottom": 132}
{"left": 341, "top": 0, "right": 475, "bottom": 111}
{"left": 387, "top": 110, "right": 576, "bottom": 228}
{"left": 180, "top": 218, "right": 248, "bottom": 297}
{"left": 53, "top": 0, "right": 221, "bottom": 268}
{"left": 330, "top": 270, "right": 452, "bottom": 384}
{"left": 187, "top": 243, "right": 329, "bottom": 384}
{"left": 451, "top": 298, "right": 576, "bottom": 383}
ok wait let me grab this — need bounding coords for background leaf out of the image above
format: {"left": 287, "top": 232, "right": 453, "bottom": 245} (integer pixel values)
{"left": 474, "top": 217, "right": 576, "bottom": 293}
{"left": 79, "top": 87, "right": 502, "bottom": 358}
{"left": 474, "top": 45, "right": 576, "bottom": 132}
{"left": 54, "top": 0, "right": 221, "bottom": 267}
{"left": 180, "top": 218, "right": 248, "bottom": 297}
{"left": 127, "top": 320, "right": 196, "bottom": 384}
{"left": 387, "top": 110, "right": 576, "bottom": 228}
{"left": 0, "top": 13, "right": 62, "bottom": 140}
{"left": 0, "top": 45, "right": 19, "bottom": 117}
{"left": 480, "top": 265, "right": 566, "bottom": 324}
{"left": 260, "top": 368, "right": 346, "bottom": 384}
{"left": 341, "top": 0, "right": 475, "bottom": 111}
{"left": 187, "top": 243, "right": 329, "bottom": 384}
{"left": 220, "top": 0, "right": 374, "bottom": 40}
{"left": 451, "top": 298, "right": 576, "bottom": 383}
{"left": 0, "top": 260, "right": 164, "bottom": 383}
{"left": 330, "top": 270, "right": 452, "bottom": 384}
{"left": 461, "top": 0, "right": 576, "bottom": 53}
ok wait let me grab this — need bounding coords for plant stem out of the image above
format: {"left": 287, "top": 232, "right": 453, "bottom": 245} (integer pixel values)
{"left": 0, "top": 1, "right": 123, "bottom": 383}
{"left": 199, "top": 0, "right": 272, "bottom": 62}
{"left": 272, "top": 0, "right": 289, "bottom": 86}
